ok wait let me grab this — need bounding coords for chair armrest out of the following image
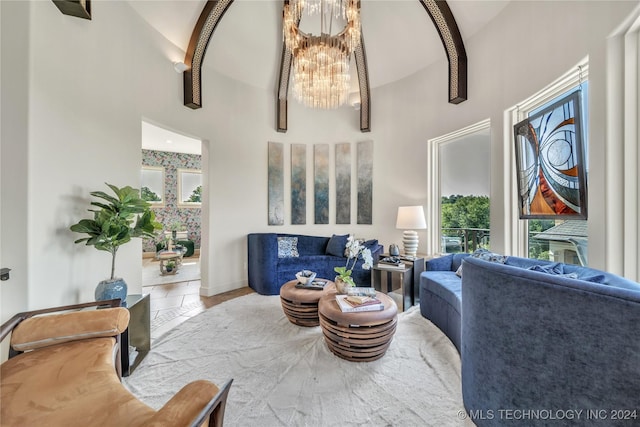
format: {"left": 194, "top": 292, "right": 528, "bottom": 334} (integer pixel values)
{"left": 8, "top": 303, "right": 129, "bottom": 352}
{"left": 1, "top": 298, "right": 122, "bottom": 343}
{"left": 146, "top": 379, "right": 233, "bottom": 427}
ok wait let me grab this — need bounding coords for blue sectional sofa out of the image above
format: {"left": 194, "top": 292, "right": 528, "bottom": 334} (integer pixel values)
{"left": 247, "top": 233, "right": 383, "bottom": 295}
{"left": 419, "top": 253, "right": 469, "bottom": 352}
{"left": 420, "top": 252, "right": 640, "bottom": 426}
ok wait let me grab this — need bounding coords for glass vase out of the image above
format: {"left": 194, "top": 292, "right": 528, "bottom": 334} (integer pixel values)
{"left": 334, "top": 277, "right": 352, "bottom": 295}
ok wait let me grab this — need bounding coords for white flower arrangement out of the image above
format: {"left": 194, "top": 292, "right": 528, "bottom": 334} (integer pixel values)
{"left": 334, "top": 235, "right": 373, "bottom": 287}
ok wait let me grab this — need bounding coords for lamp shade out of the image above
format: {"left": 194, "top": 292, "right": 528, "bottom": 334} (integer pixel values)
{"left": 396, "top": 206, "right": 426, "bottom": 230}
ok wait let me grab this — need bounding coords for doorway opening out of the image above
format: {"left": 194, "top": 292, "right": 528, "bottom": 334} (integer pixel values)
{"left": 140, "top": 120, "right": 203, "bottom": 287}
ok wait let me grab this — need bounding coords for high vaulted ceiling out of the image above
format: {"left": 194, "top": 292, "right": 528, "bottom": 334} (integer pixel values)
{"left": 128, "top": 0, "right": 509, "bottom": 91}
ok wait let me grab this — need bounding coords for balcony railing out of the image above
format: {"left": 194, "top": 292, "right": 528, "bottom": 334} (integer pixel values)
{"left": 441, "top": 228, "right": 490, "bottom": 253}
{"left": 440, "top": 227, "right": 586, "bottom": 266}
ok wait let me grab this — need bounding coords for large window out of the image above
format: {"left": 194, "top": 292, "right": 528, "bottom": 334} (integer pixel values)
{"left": 511, "top": 61, "right": 589, "bottom": 265}
{"left": 426, "top": 119, "right": 491, "bottom": 255}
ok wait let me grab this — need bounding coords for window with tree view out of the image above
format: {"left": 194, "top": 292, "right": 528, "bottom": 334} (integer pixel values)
{"left": 439, "top": 127, "right": 491, "bottom": 254}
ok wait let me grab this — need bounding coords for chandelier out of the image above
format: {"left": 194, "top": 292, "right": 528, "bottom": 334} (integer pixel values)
{"left": 283, "top": 0, "right": 362, "bottom": 109}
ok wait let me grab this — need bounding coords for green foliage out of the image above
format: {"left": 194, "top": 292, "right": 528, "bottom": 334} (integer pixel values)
{"left": 528, "top": 220, "right": 555, "bottom": 259}
{"left": 187, "top": 185, "right": 202, "bottom": 203}
{"left": 441, "top": 195, "right": 490, "bottom": 230}
{"left": 70, "top": 183, "right": 162, "bottom": 280}
{"left": 141, "top": 186, "right": 161, "bottom": 202}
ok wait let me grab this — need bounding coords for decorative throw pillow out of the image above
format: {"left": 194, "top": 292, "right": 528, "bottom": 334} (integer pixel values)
{"left": 326, "top": 234, "right": 349, "bottom": 257}
{"left": 471, "top": 248, "right": 508, "bottom": 264}
{"left": 527, "top": 263, "right": 578, "bottom": 279}
{"left": 277, "top": 236, "right": 299, "bottom": 258}
{"left": 362, "top": 239, "right": 379, "bottom": 251}
{"left": 455, "top": 265, "right": 463, "bottom": 277}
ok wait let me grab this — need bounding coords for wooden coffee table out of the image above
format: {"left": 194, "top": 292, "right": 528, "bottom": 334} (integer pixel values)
{"left": 318, "top": 292, "right": 398, "bottom": 362}
{"left": 279, "top": 279, "right": 336, "bottom": 327}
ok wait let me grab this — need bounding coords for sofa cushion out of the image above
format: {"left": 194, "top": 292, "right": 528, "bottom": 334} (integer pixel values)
{"left": 527, "top": 263, "right": 580, "bottom": 279}
{"left": 421, "top": 271, "right": 462, "bottom": 313}
{"left": 277, "top": 236, "right": 299, "bottom": 258}
{"left": 326, "top": 234, "right": 348, "bottom": 257}
{"left": 295, "top": 235, "right": 330, "bottom": 256}
{"left": 451, "top": 253, "right": 470, "bottom": 272}
{"left": 426, "top": 254, "right": 454, "bottom": 271}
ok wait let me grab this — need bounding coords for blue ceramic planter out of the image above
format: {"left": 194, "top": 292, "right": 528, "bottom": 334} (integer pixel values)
{"left": 95, "top": 278, "right": 128, "bottom": 307}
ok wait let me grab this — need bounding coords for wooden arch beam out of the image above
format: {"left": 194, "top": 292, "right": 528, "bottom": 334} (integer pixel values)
{"left": 184, "top": 0, "right": 466, "bottom": 121}
{"left": 418, "top": 0, "right": 467, "bottom": 104}
{"left": 183, "top": 0, "right": 235, "bottom": 109}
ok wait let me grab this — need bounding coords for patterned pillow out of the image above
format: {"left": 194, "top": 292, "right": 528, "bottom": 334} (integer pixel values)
{"left": 471, "top": 248, "right": 508, "bottom": 263}
{"left": 277, "top": 236, "right": 299, "bottom": 258}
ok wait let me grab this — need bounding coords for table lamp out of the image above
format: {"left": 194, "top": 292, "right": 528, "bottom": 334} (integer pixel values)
{"left": 396, "top": 206, "right": 426, "bottom": 258}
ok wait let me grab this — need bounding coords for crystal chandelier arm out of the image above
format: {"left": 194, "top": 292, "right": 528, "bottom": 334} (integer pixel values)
{"left": 418, "top": 0, "right": 468, "bottom": 104}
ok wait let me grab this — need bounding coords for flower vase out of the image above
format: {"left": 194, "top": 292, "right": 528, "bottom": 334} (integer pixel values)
{"left": 335, "top": 277, "right": 352, "bottom": 295}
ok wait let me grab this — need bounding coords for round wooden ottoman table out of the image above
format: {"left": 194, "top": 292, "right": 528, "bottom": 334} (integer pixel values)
{"left": 279, "top": 279, "right": 336, "bottom": 327}
{"left": 318, "top": 292, "right": 398, "bottom": 362}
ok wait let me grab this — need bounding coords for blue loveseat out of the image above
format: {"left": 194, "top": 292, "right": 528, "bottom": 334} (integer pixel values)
{"left": 247, "top": 233, "right": 383, "bottom": 295}
{"left": 420, "top": 252, "right": 640, "bottom": 425}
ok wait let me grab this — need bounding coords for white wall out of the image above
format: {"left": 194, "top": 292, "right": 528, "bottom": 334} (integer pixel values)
{"left": 1, "top": 1, "right": 30, "bottom": 324}
{"left": 1, "top": 0, "right": 637, "bottom": 316}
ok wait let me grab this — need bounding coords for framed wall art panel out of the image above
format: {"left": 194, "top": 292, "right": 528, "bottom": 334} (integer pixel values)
{"left": 314, "top": 144, "right": 329, "bottom": 224}
{"left": 291, "top": 144, "right": 306, "bottom": 225}
{"left": 357, "top": 140, "right": 373, "bottom": 224}
{"left": 268, "top": 142, "right": 285, "bottom": 225}
{"left": 335, "top": 143, "right": 351, "bottom": 224}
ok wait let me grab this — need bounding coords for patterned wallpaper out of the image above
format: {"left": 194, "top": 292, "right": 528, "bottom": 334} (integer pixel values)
{"left": 142, "top": 149, "right": 201, "bottom": 252}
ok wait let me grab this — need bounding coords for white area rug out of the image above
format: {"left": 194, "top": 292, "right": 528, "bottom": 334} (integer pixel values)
{"left": 124, "top": 293, "right": 474, "bottom": 427}
{"left": 142, "top": 258, "right": 200, "bottom": 287}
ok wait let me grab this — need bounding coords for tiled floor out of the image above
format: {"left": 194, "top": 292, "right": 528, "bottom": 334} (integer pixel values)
{"left": 142, "top": 258, "right": 254, "bottom": 341}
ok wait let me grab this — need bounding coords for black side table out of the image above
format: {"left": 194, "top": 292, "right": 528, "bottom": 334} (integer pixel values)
{"left": 122, "top": 294, "right": 151, "bottom": 376}
{"left": 371, "top": 255, "right": 425, "bottom": 311}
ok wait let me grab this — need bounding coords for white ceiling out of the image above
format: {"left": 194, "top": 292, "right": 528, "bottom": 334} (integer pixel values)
{"left": 141, "top": 121, "right": 202, "bottom": 154}
{"left": 132, "top": 0, "right": 509, "bottom": 153}
{"left": 128, "top": 0, "right": 510, "bottom": 90}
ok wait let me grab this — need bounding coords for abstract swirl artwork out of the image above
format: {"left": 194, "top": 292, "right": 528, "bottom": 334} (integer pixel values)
{"left": 513, "top": 91, "right": 587, "bottom": 219}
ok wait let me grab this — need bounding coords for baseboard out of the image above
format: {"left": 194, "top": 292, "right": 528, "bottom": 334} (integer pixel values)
{"left": 199, "top": 280, "right": 247, "bottom": 297}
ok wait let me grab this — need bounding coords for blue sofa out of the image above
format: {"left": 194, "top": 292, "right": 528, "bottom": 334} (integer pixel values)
{"left": 420, "top": 252, "right": 640, "bottom": 425}
{"left": 247, "top": 233, "right": 383, "bottom": 295}
{"left": 419, "top": 253, "right": 469, "bottom": 352}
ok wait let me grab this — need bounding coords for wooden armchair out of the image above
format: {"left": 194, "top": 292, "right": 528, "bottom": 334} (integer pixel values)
{"left": 1, "top": 299, "right": 232, "bottom": 427}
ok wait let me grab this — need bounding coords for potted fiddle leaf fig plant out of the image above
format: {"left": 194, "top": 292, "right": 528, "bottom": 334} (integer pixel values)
{"left": 70, "top": 183, "right": 162, "bottom": 305}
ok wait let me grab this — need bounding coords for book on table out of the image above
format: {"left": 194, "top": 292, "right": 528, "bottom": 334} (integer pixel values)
{"left": 379, "top": 256, "right": 403, "bottom": 267}
{"left": 336, "top": 294, "right": 384, "bottom": 312}
{"left": 376, "top": 262, "right": 407, "bottom": 269}
{"left": 346, "top": 287, "right": 377, "bottom": 298}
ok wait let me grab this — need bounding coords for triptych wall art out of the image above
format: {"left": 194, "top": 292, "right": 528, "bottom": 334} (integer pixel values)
{"left": 267, "top": 141, "right": 373, "bottom": 226}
